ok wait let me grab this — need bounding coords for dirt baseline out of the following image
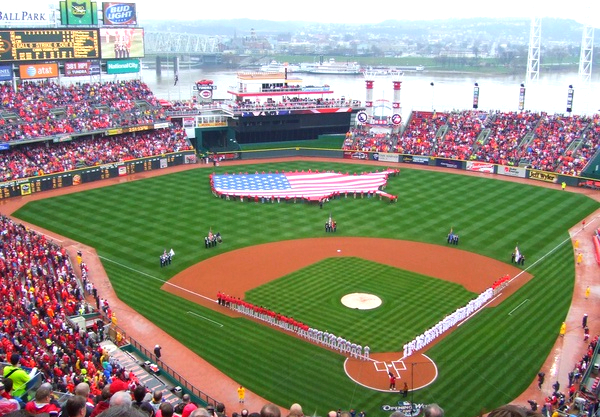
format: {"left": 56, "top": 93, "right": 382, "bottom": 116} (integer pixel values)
{"left": 165, "top": 237, "right": 531, "bottom": 391}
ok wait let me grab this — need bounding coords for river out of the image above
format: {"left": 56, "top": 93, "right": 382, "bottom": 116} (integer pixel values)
{"left": 137, "top": 66, "right": 600, "bottom": 120}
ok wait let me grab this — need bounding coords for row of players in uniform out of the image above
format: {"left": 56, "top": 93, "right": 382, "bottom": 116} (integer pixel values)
{"left": 217, "top": 292, "right": 370, "bottom": 360}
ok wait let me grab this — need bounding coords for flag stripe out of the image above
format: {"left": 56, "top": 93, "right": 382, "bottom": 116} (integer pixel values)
{"left": 212, "top": 170, "right": 397, "bottom": 200}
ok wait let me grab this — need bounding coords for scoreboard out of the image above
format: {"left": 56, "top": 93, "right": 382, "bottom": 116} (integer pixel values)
{"left": 0, "top": 29, "right": 100, "bottom": 62}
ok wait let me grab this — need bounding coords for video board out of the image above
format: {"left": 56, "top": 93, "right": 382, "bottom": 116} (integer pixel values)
{"left": 99, "top": 28, "right": 144, "bottom": 59}
{"left": 0, "top": 29, "right": 100, "bottom": 62}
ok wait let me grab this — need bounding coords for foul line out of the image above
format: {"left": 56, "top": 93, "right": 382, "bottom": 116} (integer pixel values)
{"left": 508, "top": 299, "right": 530, "bottom": 316}
{"left": 98, "top": 255, "right": 216, "bottom": 303}
{"left": 187, "top": 311, "right": 224, "bottom": 327}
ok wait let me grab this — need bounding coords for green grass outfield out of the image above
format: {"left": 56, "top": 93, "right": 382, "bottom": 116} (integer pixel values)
{"left": 12, "top": 161, "right": 600, "bottom": 417}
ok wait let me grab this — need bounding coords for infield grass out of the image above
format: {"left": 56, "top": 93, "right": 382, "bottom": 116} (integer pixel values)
{"left": 11, "top": 161, "right": 599, "bottom": 417}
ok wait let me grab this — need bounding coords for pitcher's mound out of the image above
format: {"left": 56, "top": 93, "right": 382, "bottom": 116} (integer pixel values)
{"left": 341, "top": 293, "right": 382, "bottom": 310}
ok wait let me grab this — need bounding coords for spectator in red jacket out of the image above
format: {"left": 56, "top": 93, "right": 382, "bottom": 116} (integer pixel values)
{"left": 24, "top": 383, "right": 62, "bottom": 417}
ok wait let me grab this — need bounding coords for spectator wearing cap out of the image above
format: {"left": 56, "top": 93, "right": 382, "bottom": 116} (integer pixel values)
{"left": 180, "top": 395, "right": 197, "bottom": 417}
{"left": 2, "top": 354, "right": 31, "bottom": 400}
{"left": 24, "top": 383, "right": 61, "bottom": 417}
{"left": 0, "top": 381, "right": 20, "bottom": 417}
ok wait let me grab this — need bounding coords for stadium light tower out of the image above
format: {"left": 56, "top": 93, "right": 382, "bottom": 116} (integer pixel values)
{"left": 525, "top": 17, "right": 542, "bottom": 85}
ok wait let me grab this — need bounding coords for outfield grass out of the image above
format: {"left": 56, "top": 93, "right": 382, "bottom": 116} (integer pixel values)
{"left": 12, "top": 161, "right": 599, "bottom": 417}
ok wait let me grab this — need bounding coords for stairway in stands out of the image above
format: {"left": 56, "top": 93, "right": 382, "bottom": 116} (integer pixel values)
{"left": 101, "top": 341, "right": 181, "bottom": 406}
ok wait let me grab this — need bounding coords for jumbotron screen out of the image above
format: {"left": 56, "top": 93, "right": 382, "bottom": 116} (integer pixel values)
{"left": 99, "top": 28, "right": 144, "bottom": 59}
{"left": 0, "top": 29, "right": 100, "bottom": 62}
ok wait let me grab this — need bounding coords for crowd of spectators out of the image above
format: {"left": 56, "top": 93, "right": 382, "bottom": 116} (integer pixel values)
{"left": 0, "top": 80, "right": 166, "bottom": 142}
{"left": 471, "top": 111, "right": 542, "bottom": 166}
{"left": 0, "top": 128, "right": 192, "bottom": 182}
{"left": 345, "top": 110, "right": 600, "bottom": 175}
{"left": 0, "top": 214, "right": 111, "bottom": 398}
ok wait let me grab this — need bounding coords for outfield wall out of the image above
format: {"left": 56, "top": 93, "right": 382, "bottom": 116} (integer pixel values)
{"left": 230, "top": 148, "right": 594, "bottom": 189}
{"left": 0, "top": 151, "right": 196, "bottom": 200}
{"left": 0, "top": 147, "right": 596, "bottom": 200}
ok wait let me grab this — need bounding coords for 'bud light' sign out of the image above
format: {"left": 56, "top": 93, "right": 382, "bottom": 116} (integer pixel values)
{"left": 102, "top": 2, "right": 137, "bottom": 25}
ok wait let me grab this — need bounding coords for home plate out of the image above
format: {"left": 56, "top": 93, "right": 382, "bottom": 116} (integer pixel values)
{"left": 337, "top": 249, "right": 341, "bottom": 252}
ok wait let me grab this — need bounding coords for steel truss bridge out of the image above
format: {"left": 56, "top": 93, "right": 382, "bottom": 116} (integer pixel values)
{"left": 144, "top": 31, "right": 222, "bottom": 55}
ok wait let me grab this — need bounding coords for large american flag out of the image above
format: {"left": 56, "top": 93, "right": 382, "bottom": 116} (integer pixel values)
{"left": 212, "top": 169, "right": 397, "bottom": 201}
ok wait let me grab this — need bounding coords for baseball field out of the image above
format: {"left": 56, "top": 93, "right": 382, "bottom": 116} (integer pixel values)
{"left": 11, "top": 159, "right": 600, "bottom": 417}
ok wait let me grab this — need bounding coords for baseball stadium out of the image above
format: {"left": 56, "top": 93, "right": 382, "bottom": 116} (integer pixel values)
{"left": 2, "top": 7, "right": 600, "bottom": 417}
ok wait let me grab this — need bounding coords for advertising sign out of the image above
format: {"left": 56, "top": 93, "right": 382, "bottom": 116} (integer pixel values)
{"left": 106, "top": 58, "right": 139, "bottom": 74}
{"left": 377, "top": 153, "right": 399, "bottom": 163}
{"left": 0, "top": 64, "right": 12, "bottom": 81}
{"left": 100, "top": 28, "right": 144, "bottom": 59}
{"left": 64, "top": 61, "right": 100, "bottom": 76}
{"left": 102, "top": 3, "right": 137, "bottom": 25}
{"left": 497, "top": 165, "right": 526, "bottom": 178}
{"left": 466, "top": 161, "right": 494, "bottom": 173}
{"left": 19, "top": 63, "right": 59, "bottom": 79}
{"left": 529, "top": 169, "right": 557, "bottom": 183}
{"left": 435, "top": 158, "right": 462, "bottom": 169}
{"left": 472, "top": 84, "right": 479, "bottom": 109}
{"left": 518, "top": 86, "right": 526, "bottom": 111}
{"left": 0, "top": 29, "right": 100, "bottom": 62}
{"left": 0, "top": 6, "right": 53, "bottom": 26}
{"left": 64, "top": 0, "right": 94, "bottom": 25}
{"left": 566, "top": 86, "right": 574, "bottom": 113}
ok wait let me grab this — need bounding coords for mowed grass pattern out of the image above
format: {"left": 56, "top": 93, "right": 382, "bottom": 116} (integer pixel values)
{"left": 245, "top": 257, "right": 476, "bottom": 352}
{"left": 11, "top": 161, "right": 600, "bottom": 417}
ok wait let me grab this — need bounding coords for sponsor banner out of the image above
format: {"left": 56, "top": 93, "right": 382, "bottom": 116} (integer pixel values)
{"left": 102, "top": 2, "right": 137, "bottom": 25}
{"left": 100, "top": 28, "right": 144, "bottom": 59}
{"left": 118, "top": 166, "right": 127, "bottom": 176}
{"left": 466, "top": 161, "right": 494, "bottom": 173}
{"left": 19, "top": 63, "right": 59, "bottom": 79}
{"left": 183, "top": 117, "right": 195, "bottom": 128}
{"left": 64, "top": 61, "right": 100, "bottom": 76}
{"left": 343, "top": 151, "right": 368, "bottom": 160}
{"left": 20, "top": 182, "right": 31, "bottom": 195}
{"left": 154, "top": 122, "right": 169, "bottom": 129}
{"left": 401, "top": 155, "right": 429, "bottom": 165}
{"left": 106, "top": 58, "right": 140, "bottom": 74}
{"left": 497, "top": 165, "right": 526, "bottom": 178}
{"left": 65, "top": 0, "right": 94, "bottom": 25}
{"left": 198, "top": 121, "right": 227, "bottom": 128}
{"left": 529, "top": 169, "right": 557, "bottom": 183}
{"left": 0, "top": 64, "right": 12, "bottom": 81}
{"left": 0, "top": 6, "right": 53, "bottom": 26}
{"left": 160, "top": 158, "right": 168, "bottom": 169}
{"left": 184, "top": 154, "right": 197, "bottom": 164}
{"left": 377, "top": 152, "right": 400, "bottom": 163}
{"left": 0, "top": 143, "right": 10, "bottom": 151}
{"left": 435, "top": 158, "right": 462, "bottom": 169}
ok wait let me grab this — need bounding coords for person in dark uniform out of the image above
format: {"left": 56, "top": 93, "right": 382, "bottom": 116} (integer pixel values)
{"left": 154, "top": 345, "right": 161, "bottom": 359}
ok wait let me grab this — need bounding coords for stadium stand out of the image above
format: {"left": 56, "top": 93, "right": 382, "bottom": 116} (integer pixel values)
{"left": 0, "top": 80, "right": 165, "bottom": 142}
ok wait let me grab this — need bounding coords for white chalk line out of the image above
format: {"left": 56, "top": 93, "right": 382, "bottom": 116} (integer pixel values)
{"left": 508, "top": 299, "right": 530, "bottom": 316}
{"left": 98, "top": 255, "right": 216, "bottom": 303}
{"left": 186, "top": 311, "right": 224, "bottom": 327}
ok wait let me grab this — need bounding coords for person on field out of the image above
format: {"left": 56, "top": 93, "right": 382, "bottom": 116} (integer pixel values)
{"left": 388, "top": 372, "right": 396, "bottom": 390}
{"left": 237, "top": 386, "right": 245, "bottom": 404}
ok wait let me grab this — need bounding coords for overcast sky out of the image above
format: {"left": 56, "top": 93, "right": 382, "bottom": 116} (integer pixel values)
{"left": 131, "top": 0, "right": 599, "bottom": 25}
